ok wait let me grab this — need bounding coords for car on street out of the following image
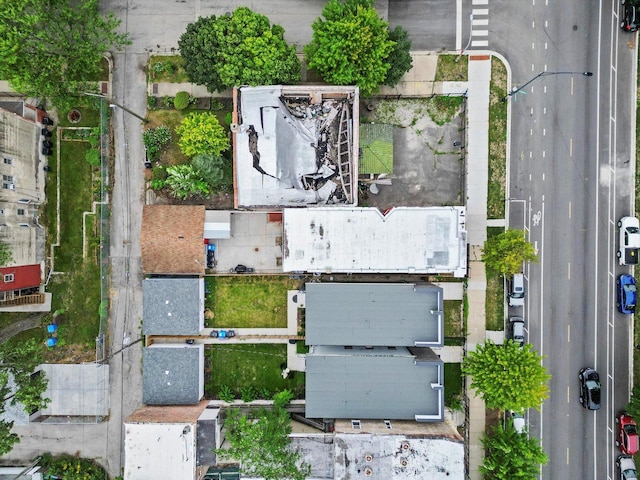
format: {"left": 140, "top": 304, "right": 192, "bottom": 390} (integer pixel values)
{"left": 509, "top": 317, "right": 525, "bottom": 347}
{"left": 617, "top": 455, "right": 638, "bottom": 480}
{"left": 506, "top": 410, "right": 526, "bottom": 434}
{"left": 617, "top": 413, "right": 639, "bottom": 455}
{"left": 508, "top": 273, "right": 525, "bottom": 307}
{"left": 618, "top": 216, "right": 640, "bottom": 265}
{"left": 579, "top": 367, "right": 601, "bottom": 410}
{"left": 617, "top": 274, "right": 637, "bottom": 314}
{"left": 621, "top": 0, "right": 640, "bottom": 32}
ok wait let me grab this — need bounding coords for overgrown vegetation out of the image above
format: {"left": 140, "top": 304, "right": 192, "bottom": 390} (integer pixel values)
{"left": 41, "top": 453, "right": 107, "bottom": 480}
{"left": 485, "top": 227, "right": 505, "bottom": 331}
{"left": 488, "top": 56, "right": 508, "bottom": 219}
{"left": 148, "top": 55, "right": 189, "bottom": 83}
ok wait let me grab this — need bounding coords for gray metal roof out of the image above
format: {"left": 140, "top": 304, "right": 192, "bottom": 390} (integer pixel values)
{"left": 305, "top": 346, "right": 443, "bottom": 421}
{"left": 305, "top": 283, "right": 443, "bottom": 346}
{"left": 143, "top": 278, "right": 204, "bottom": 335}
{"left": 143, "top": 345, "right": 203, "bottom": 405}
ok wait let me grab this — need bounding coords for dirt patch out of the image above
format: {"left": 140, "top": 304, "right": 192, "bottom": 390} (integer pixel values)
{"left": 43, "top": 343, "right": 95, "bottom": 364}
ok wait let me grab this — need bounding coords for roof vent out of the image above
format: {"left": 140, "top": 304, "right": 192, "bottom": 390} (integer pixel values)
{"left": 401, "top": 441, "right": 410, "bottom": 451}
{"left": 364, "top": 453, "right": 373, "bottom": 463}
{"left": 400, "top": 459, "right": 408, "bottom": 467}
{"left": 364, "top": 467, "right": 373, "bottom": 476}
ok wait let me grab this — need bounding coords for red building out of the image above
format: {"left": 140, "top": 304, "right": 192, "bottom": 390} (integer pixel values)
{"left": 0, "top": 264, "right": 42, "bottom": 304}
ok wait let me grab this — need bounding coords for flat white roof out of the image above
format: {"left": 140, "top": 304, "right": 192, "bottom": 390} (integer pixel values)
{"left": 283, "top": 207, "right": 467, "bottom": 277}
{"left": 124, "top": 422, "right": 197, "bottom": 479}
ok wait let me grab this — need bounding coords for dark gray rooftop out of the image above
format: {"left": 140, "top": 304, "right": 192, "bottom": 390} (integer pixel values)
{"left": 142, "top": 345, "right": 203, "bottom": 405}
{"left": 143, "top": 277, "right": 204, "bottom": 335}
{"left": 305, "top": 283, "right": 443, "bottom": 346}
{"left": 305, "top": 346, "right": 443, "bottom": 421}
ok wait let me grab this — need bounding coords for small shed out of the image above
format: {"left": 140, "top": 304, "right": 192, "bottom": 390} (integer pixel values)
{"left": 359, "top": 123, "right": 393, "bottom": 174}
{"left": 204, "top": 210, "right": 231, "bottom": 240}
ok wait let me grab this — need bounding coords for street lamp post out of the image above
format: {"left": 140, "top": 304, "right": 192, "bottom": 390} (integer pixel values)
{"left": 456, "top": 13, "right": 474, "bottom": 62}
{"left": 502, "top": 71, "right": 593, "bottom": 102}
{"left": 83, "top": 92, "right": 148, "bottom": 123}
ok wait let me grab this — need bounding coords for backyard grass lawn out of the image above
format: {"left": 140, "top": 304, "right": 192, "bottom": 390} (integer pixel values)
{"left": 444, "top": 363, "right": 462, "bottom": 408}
{"left": 57, "top": 106, "right": 101, "bottom": 128}
{"left": 444, "top": 300, "right": 464, "bottom": 345}
{"left": 207, "top": 276, "right": 299, "bottom": 328}
{"left": 485, "top": 227, "right": 506, "bottom": 331}
{"left": 206, "top": 344, "right": 305, "bottom": 399}
{"left": 55, "top": 141, "right": 93, "bottom": 272}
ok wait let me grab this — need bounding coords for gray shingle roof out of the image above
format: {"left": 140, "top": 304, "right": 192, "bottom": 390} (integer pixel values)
{"left": 305, "top": 283, "right": 443, "bottom": 346}
{"left": 143, "top": 278, "right": 203, "bottom": 335}
{"left": 305, "top": 346, "right": 443, "bottom": 421}
{"left": 143, "top": 345, "right": 203, "bottom": 405}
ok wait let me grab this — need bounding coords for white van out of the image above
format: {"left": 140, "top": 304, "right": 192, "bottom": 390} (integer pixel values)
{"left": 508, "top": 273, "right": 525, "bottom": 307}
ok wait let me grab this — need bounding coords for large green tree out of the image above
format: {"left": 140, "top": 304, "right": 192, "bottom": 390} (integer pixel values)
{"left": 216, "top": 390, "right": 310, "bottom": 480}
{"left": 480, "top": 420, "right": 548, "bottom": 479}
{"left": 0, "top": 0, "right": 129, "bottom": 108}
{"left": 482, "top": 229, "right": 538, "bottom": 276}
{"left": 384, "top": 26, "right": 413, "bottom": 87}
{"left": 462, "top": 340, "right": 550, "bottom": 411}
{"left": 178, "top": 8, "right": 301, "bottom": 92}
{"left": 304, "top": 0, "right": 396, "bottom": 96}
{"left": 0, "top": 339, "right": 49, "bottom": 455}
{"left": 176, "top": 113, "right": 230, "bottom": 158}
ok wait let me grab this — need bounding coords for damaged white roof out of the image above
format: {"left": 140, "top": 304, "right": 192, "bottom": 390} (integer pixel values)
{"left": 282, "top": 206, "right": 467, "bottom": 277}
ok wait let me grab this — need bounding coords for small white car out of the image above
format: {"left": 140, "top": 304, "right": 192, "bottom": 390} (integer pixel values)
{"left": 508, "top": 273, "right": 525, "bottom": 307}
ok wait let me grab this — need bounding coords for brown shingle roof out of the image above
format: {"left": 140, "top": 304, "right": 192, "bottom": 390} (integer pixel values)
{"left": 141, "top": 205, "right": 205, "bottom": 275}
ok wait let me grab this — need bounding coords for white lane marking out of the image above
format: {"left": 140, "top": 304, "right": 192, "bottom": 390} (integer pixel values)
{"left": 545, "top": 42, "right": 548, "bottom": 50}
{"left": 543, "top": 107, "right": 547, "bottom": 114}
{"left": 532, "top": 42, "right": 535, "bottom": 49}
{"left": 472, "top": 30, "right": 489, "bottom": 36}
{"left": 473, "top": 19, "right": 489, "bottom": 26}
{"left": 568, "top": 262, "right": 571, "bottom": 279}
{"left": 472, "top": 0, "right": 488, "bottom": 4}
{"left": 570, "top": 138, "right": 573, "bottom": 157}
{"left": 456, "top": 0, "right": 462, "bottom": 51}
{"left": 471, "top": 40, "right": 489, "bottom": 47}
{"left": 569, "top": 201, "right": 572, "bottom": 218}
{"left": 543, "top": 128, "right": 546, "bottom": 136}
{"left": 472, "top": 8, "right": 488, "bottom": 15}
{"left": 568, "top": 324, "right": 571, "bottom": 342}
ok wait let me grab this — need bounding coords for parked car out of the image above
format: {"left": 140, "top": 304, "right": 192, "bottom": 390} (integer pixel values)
{"left": 230, "top": 264, "right": 254, "bottom": 274}
{"left": 621, "top": 0, "right": 640, "bottom": 32}
{"left": 618, "top": 216, "right": 640, "bottom": 265}
{"left": 579, "top": 367, "right": 601, "bottom": 410}
{"left": 509, "top": 317, "right": 525, "bottom": 347}
{"left": 617, "top": 274, "right": 637, "bottom": 314}
{"left": 506, "top": 410, "right": 526, "bottom": 434}
{"left": 210, "top": 330, "right": 218, "bottom": 338}
{"left": 617, "top": 413, "right": 639, "bottom": 455}
{"left": 508, "top": 273, "right": 525, "bottom": 307}
{"left": 617, "top": 455, "right": 638, "bottom": 480}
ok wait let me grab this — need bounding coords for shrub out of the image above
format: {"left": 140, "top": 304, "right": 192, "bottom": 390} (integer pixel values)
{"left": 147, "top": 95, "right": 157, "bottom": 108}
{"left": 174, "top": 91, "right": 190, "bottom": 110}
{"left": 241, "top": 386, "right": 258, "bottom": 403}
{"left": 163, "top": 95, "right": 174, "bottom": 108}
{"left": 176, "top": 112, "right": 229, "bottom": 157}
{"left": 85, "top": 148, "right": 100, "bottom": 166}
{"left": 219, "top": 385, "right": 235, "bottom": 402}
{"left": 142, "top": 125, "right": 171, "bottom": 160}
{"left": 191, "top": 154, "right": 226, "bottom": 190}
{"left": 153, "top": 61, "right": 165, "bottom": 74}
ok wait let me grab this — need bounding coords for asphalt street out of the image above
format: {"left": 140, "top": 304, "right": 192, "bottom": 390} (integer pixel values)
{"left": 491, "top": 0, "right": 637, "bottom": 478}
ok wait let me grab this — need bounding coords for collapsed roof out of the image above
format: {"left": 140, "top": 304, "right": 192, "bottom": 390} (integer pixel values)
{"left": 233, "top": 85, "right": 359, "bottom": 208}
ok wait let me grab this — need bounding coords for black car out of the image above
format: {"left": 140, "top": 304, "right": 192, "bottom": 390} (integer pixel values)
{"left": 621, "top": 0, "right": 640, "bottom": 32}
{"left": 579, "top": 367, "right": 601, "bottom": 410}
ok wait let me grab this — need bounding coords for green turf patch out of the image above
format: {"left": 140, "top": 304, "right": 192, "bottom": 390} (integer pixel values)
{"left": 488, "top": 56, "right": 507, "bottom": 219}
{"left": 485, "top": 227, "right": 506, "bottom": 331}
{"left": 444, "top": 363, "right": 463, "bottom": 409}
{"left": 206, "top": 344, "right": 305, "bottom": 399}
{"left": 435, "top": 54, "right": 468, "bottom": 82}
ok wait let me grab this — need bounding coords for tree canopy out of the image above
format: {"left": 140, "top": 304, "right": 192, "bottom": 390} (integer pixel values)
{"left": 0, "top": 339, "right": 49, "bottom": 455}
{"left": 216, "top": 390, "right": 310, "bottom": 480}
{"left": 0, "top": 0, "right": 129, "bottom": 108}
{"left": 480, "top": 419, "right": 548, "bottom": 479}
{"left": 178, "top": 8, "right": 301, "bottom": 92}
{"left": 176, "top": 113, "right": 230, "bottom": 158}
{"left": 482, "top": 229, "right": 538, "bottom": 276}
{"left": 305, "top": 0, "right": 410, "bottom": 96}
{"left": 462, "top": 340, "right": 550, "bottom": 411}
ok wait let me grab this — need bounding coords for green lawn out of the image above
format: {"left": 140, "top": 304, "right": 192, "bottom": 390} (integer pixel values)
{"left": 444, "top": 299, "right": 464, "bottom": 345}
{"left": 435, "top": 54, "right": 468, "bottom": 82}
{"left": 444, "top": 363, "right": 463, "bottom": 409}
{"left": 55, "top": 141, "right": 93, "bottom": 272}
{"left": 148, "top": 55, "right": 190, "bottom": 83}
{"left": 487, "top": 56, "right": 508, "bottom": 219}
{"left": 485, "top": 227, "right": 506, "bottom": 331}
{"left": 57, "top": 106, "right": 101, "bottom": 128}
{"left": 206, "top": 344, "right": 305, "bottom": 400}
{"left": 206, "top": 276, "right": 299, "bottom": 328}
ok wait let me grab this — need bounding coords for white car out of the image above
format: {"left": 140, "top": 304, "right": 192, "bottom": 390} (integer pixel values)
{"left": 618, "top": 216, "right": 640, "bottom": 266}
{"left": 617, "top": 454, "right": 638, "bottom": 480}
{"left": 508, "top": 410, "right": 526, "bottom": 434}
